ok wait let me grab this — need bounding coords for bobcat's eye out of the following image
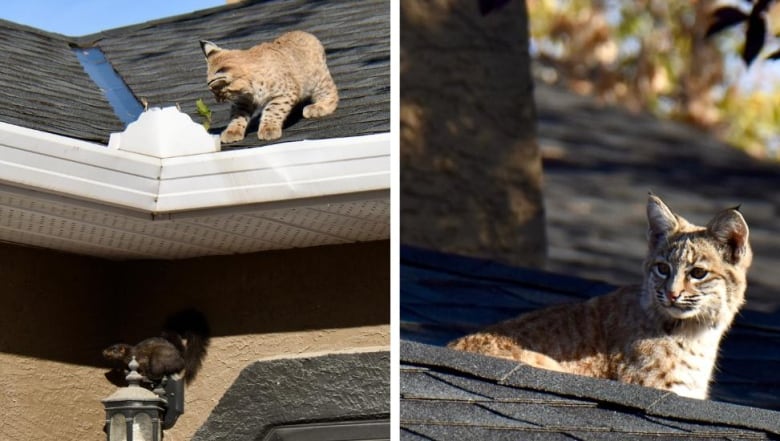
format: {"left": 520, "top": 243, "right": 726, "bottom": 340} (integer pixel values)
{"left": 690, "top": 267, "right": 708, "bottom": 279}
{"left": 655, "top": 262, "right": 671, "bottom": 277}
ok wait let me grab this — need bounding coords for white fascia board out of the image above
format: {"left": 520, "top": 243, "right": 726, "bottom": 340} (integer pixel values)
{"left": 0, "top": 122, "right": 161, "bottom": 211}
{"left": 157, "top": 133, "right": 391, "bottom": 213}
{"left": 0, "top": 122, "right": 390, "bottom": 215}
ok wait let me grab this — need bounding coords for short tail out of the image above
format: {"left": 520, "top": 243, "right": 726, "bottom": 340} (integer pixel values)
{"left": 162, "top": 309, "right": 210, "bottom": 384}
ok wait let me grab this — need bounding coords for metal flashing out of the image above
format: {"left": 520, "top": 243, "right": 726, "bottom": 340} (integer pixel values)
{"left": 72, "top": 46, "right": 144, "bottom": 125}
{"left": 262, "top": 420, "right": 390, "bottom": 441}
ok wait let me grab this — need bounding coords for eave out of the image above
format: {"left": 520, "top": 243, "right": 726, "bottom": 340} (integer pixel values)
{"left": 0, "top": 122, "right": 390, "bottom": 260}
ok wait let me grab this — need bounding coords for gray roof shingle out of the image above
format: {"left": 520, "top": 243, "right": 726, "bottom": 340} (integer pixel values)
{"left": 401, "top": 341, "right": 780, "bottom": 440}
{"left": 0, "top": 0, "right": 389, "bottom": 146}
{"left": 0, "top": 21, "right": 123, "bottom": 141}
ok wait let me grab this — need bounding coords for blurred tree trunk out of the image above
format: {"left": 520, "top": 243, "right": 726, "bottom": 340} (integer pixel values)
{"left": 681, "top": 0, "right": 723, "bottom": 126}
{"left": 401, "top": 0, "right": 546, "bottom": 268}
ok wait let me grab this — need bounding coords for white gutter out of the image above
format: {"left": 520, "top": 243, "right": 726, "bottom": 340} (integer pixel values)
{"left": 0, "top": 122, "right": 160, "bottom": 211}
{"left": 0, "top": 109, "right": 390, "bottom": 216}
{"left": 158, "top": 134, "right": 389, "bottom": 212}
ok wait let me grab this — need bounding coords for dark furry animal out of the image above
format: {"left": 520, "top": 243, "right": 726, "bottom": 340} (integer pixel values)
{"left": 103, "top": 309, "right": 210, "bottom": 385}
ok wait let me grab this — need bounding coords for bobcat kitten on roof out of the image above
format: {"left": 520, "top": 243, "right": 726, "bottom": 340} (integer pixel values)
{"left": 450, "top": 195, "right": 752, "bottom": 399}
{"left": 200, "top": 31, "right": 339, "bottom": 143}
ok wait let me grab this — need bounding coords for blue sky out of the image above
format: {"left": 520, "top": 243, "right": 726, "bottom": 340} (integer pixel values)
{"left": 1, "top": 0, "right": 224, "bottom": 36}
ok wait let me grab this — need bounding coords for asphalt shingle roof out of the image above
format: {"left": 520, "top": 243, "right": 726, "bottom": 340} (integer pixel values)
{"left": 0, "top": 0, "right": 389, "bottom": 147}
{"left": 401, "top": 246, "right": 780, "bottom": 439}
{"left": 534, "top": 83, "right": 780, "bottom": 308}
{"left": 401, "top": 340, "right": 780, "bottom": 440}
{"left": 0, "top": 22, "right": 122, "bottom": 141}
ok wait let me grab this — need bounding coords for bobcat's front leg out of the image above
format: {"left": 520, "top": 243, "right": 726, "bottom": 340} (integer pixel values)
{"left": 221, "top": 99, "right": 255, "bottom": 144}
{"left": 258, "top": 94, "right": 296, "bottom": 141}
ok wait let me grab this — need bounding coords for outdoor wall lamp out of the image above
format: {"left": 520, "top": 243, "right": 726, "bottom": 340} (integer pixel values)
{"left": 102, "top": 357, "right": 184, "bottom": 440}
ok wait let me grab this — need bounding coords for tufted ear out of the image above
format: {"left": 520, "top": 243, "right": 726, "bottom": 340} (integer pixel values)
{"left": 200, "top": 40, "right": 221, "bottom": 57}
{"left": 646, "top": 194, "right": 678, "bottom": 249}
{"left": 707, "top": 207, "right": 750, "bottom": 266}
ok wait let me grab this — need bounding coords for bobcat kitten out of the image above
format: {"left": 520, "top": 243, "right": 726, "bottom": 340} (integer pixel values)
{"left": 450, "top": 195, "right": 751, "bottom": 399}
{"left": 200, "top": 31, "right": 339, "bottom": 143}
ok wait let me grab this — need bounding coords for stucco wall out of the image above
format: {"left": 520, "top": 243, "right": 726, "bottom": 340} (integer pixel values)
{"left": 193, "top": 349, "right": 389, "bottom": 440}
{"left": 0, "top": 240, "right": 389, "bottom": 441}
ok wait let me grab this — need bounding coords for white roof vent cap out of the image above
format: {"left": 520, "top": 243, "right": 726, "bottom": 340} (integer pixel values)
{"left": 108, "top": 106, "right": 220, "bottom": 158}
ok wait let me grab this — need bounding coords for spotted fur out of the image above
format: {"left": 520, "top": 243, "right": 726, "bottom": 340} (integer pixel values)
{"left": 449, "top": 195, "right": 752, "bottom": 399}
{"left": 200, "top": 31, "right": 339, "bottom": 143}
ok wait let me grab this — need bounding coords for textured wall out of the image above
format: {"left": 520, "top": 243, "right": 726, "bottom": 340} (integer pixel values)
{"left": 193, "top": 350, "right": 390, "bottom": 440}
{"left": 0, "top": 240, "right": 389, "bottom": 441}
{"left": 401, "top": 0, "right": 546, "bottom": 268}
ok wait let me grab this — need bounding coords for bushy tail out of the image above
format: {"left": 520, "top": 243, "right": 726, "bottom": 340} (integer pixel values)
{"left": 162, "top": 309, "right": 210, "bottom": 384}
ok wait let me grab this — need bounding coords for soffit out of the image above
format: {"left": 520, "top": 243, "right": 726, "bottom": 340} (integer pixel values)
{"left": 0, "top": 186, "right": 388, "bottom": 260}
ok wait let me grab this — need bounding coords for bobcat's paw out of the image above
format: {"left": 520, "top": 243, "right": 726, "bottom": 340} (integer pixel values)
{"left": 258, "top": 124, "right": 282, "bottom": 141}
{"left": 220, "top": 127, "right": 246, "bottom": 144}
{"left": 303, "top": 103, "right": 335, "bottom": 119}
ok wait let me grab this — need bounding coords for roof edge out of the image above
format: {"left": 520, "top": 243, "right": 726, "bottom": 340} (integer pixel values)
{"left": 0, "top": 122, "right": 390, "bottom": 215}
{"left": 157, "top": 132, "right": 391, "bottom": 213}
{"left": 400, "top": 340, "right": 780, "bottom": 436}
{"left": 0, "top": 17, "right": 74, "bottom": 41}
{"left": 0, "top": 122, "right": 161, "bottom": 212}
{"left": 73, "top": 1, "right": 251, "bottom": 44}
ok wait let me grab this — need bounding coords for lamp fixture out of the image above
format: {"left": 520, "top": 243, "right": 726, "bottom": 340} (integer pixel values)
{"left": 102, "top": 357, "right": 176, "bottom": 441}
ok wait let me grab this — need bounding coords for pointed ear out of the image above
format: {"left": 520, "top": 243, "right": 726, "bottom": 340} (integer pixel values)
{"left": 707, "top": 208, "right": 750, "bottom": 265}
{"left": 647, "top": 194, "right": 678, "bottom": 248}
{"left": 200, "top": 40, "right": 221, "bottom": 57}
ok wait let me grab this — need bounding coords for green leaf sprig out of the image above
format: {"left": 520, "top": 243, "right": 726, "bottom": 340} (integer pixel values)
{"left": 195, "top": 98, "right": 213, "bottom": 130}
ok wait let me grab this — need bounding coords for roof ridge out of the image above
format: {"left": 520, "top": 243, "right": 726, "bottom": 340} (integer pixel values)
{"left": 72, "top": 1, "right": 250, "bottom": 44}
{"left": 0, "top": 2, "right": 246, "bottom": 43}
{"left": 0, "top": 17, "right": 75, "bottom": 41}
